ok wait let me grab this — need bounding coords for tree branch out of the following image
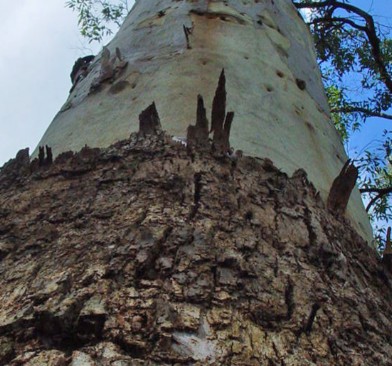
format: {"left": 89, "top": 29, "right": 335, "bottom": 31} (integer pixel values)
{"left": 359, "top": 186, "right": 392, "bottom": 212}
{"left": 293, "top": 1, "right": 337, "bottom": 10}
{"left": 309, "top": 17, "right": 366, "bottom": 33}
{"left": 360, "top": 187, "right": 392, "bottom": 194}
{"left": 293, "top": 1, "right": 392, "bottom": 94}
{"left": 366, "top": 193, "right": 382, "bottom": 212}
{"left": 331, "top": 106, "right": 392, "bottom": 120}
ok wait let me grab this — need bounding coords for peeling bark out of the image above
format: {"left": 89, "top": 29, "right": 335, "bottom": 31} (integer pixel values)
{"left": 0, "top": 148, "right": 30, "bottom": 186}
{"left": 0, "top": 131, "right": 391, "bottom": 365}
{"left": 183, "top": 25, "right": 192, "bottom": 49}
{"left": 212, "top": 110, "right": 234, "bottom": 155}
{"left": 34, "top": 0, "right": 373, "bottom": 246}
{"left": 208, "top": 69, "right": 235, "bottom": 154}
{"left": 90, "top": 46, "right": 128, "bottom": 92}
{"left": 98, "top": 47, "right": 114, "bottom": 83}
{"left": 186, "top": 95, "right": 209, "bottom": 150}
{"left": 327, "top": 160, "right": 358, "bottom": 215}
{"left": 211, "top": 69, "right": 227, "bottom": 135}
{"left": 138, "top": 102, "right": 162, "bottom": 136}
{"left": 38, "top": 145, "right": 53, "bottom": 167}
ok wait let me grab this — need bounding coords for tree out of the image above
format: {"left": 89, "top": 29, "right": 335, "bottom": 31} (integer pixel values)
{"left": 65, "top": 0, "right": 392, "bottom": 246}
{"left": 1, "top": 0, "right": 392, "bottom": 364}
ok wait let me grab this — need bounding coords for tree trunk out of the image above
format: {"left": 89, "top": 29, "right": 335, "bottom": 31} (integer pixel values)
{"left": 34, "top": 0, "right": 371, "bottom": 242}
{"left": 0, "top": 130, "right": 391, "bottom": 365}
{"left": 1, "top": 0, "right": 389, "bottom": 364}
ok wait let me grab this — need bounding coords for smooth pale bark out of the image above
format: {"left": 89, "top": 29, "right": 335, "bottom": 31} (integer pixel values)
{"left": 35, "top": 0, "right": 372, "bottom": 242}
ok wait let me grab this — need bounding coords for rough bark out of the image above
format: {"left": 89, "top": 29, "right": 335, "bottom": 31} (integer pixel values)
{"left": 0, "top": 132, "right": 391, "bottom": 365}
{"left": 33, "top": 0, "right": 373, "bottom": 242}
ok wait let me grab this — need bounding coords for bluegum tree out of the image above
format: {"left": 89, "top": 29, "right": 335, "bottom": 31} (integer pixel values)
{"left": 1, "top": 2, "right": 392, "bottom": 364}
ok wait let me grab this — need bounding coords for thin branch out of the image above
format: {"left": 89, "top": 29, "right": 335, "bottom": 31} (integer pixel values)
{"left": 293, "top": 1, "right": 337, "bottom": 9}
{"left": 294, "top": 0, "right": 392, "bottom": 94}
{"left": 331, "top": 107, "right": 392, "bottom": 120}
{"left": 366, "top": 193, "right": 382, "bottom": 212}
{"left": 309, "top": 17, "right": 366, "bottom": 32}
{"left": 360, "top": 187, "right": 392, "bottom": 194}
{"left": 359, "top": 186, "right": 392, "bottom": 212}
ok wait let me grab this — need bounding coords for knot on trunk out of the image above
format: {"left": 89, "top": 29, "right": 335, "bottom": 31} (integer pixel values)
{"left": 90, "top": 47, "right": 128, "bottom": 93}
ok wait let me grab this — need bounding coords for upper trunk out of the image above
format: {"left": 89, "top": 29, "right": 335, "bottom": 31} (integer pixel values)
{"left": 35, "top": 0, "right": 372, "bottom": 241}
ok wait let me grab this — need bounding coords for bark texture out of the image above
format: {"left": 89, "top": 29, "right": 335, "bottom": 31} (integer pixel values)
{"left": 0, "top": 132, "right": 391, "bottom": 365}
{"left": 33, "top": 0, "right": 373, "bottom": 242}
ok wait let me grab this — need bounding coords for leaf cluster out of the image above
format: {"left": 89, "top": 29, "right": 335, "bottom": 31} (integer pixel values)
{"left": 66, "top": 0, "right": 130, "bottom": 42}
{"left": 296, "top": 1, "right": 392, "bottom": 126}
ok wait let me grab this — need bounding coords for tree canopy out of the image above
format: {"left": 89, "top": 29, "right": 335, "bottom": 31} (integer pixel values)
{"left": 66, "top": 0, "right": 392, "bottom": 248}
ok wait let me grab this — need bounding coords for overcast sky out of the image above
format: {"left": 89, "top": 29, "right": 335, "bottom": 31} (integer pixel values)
{"left": 0, "top": 1, "right": 117, "bottom": 166}
{"left": 0, "top": 0, "right": 391, "bottom": 166}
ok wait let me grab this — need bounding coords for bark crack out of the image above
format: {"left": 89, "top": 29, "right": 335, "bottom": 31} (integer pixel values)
{"left": 189, "top": 172, "right": 203, "bottom": 220}
{"left": 285, "top": 276, "right": 295, "bottom": 321}
{"left": 304, "top": 303, "right": 320, "bottom": 335}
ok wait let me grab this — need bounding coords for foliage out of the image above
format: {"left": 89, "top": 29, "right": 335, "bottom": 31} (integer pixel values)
{"left": 67, "top": 0, "right": 392, "bottom": 246}
{"left": 355, "top": 130, "right": 392, "bottom": 250}
{"left": 325, "top": 84, "right": 351, "bottom": 141}
{"left": 65, "top": 0, "right": 131, "bottom": 42}
{"left": 296, "top": 1, "right": 392, "bottom": 125}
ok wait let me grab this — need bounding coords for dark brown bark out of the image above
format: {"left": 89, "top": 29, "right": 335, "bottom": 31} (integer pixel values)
{"left": 209, "top": 69, "right": 235, "bottom": 154}
{"left": 186, "top": 71, "right": 235, "bottom": 155}
{"left": 210, "top": 69, "right": 226, "bottom": 135}
{"left": 38, "top": 145, "right": 53, "bottom": 167}
{"left": 327, "top": 160, "right": 358, "bottom": 215}
{"left": 138, "top": 102, "right": 162, "bottom": 136}
{"left": 0, "top": 131, "right": 391, "bottom": 365}
{"left": 0, "top": 148, "right": 30, "bottom": 186}
{"left": 187, "top": 95, "right": 209, "bottom": 150}
{"left": 212, "top": 110, "right": 234, "bottom": 155}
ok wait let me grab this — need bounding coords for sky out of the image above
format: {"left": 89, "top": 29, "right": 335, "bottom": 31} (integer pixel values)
{"left": 339, "top": 1, "right": 392, "bottom": 158}
{"left": 0, "top": 1, "right": 117, "bottom": 166}
{"left": 0, "top": 0, "right": 391, "bottom": 166}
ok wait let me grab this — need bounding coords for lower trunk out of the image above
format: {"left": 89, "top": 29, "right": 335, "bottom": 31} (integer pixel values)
{"left": 0, "top": 128, "right": 391, "bottom": 365}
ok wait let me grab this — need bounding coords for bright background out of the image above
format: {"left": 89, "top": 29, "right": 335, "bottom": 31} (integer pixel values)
{"left": 0, "top": 0, "right": 130, "bottom": 166}
{"left": 0, "top": 0, "right": 391, "bottom": 166}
